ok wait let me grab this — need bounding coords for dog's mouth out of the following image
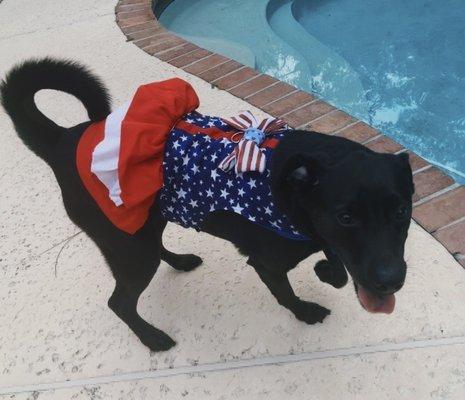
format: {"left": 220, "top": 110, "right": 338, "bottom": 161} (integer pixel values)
{"left": 354, "top": 284, "right": 396, "bottom": 314}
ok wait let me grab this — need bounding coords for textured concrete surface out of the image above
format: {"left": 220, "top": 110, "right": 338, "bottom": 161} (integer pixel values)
{"left": 0, "top": 0, "right": 464, "bottom": 398}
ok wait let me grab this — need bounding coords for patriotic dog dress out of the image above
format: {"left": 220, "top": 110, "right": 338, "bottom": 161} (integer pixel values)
{"left": 76, "top": 78, "right": 308, "bottom": 240}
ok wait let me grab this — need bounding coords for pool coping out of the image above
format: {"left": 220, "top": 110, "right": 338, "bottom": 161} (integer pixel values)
{"left": 115, "top": 0, "right": 465, "bottom": 268}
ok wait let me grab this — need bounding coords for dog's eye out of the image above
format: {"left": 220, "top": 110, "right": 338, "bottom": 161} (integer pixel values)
{"left": 395, "top": 206, "right": 409, "bottom": 220}
{"left": 337, "top": 213, "right": 357, "bottom": 227}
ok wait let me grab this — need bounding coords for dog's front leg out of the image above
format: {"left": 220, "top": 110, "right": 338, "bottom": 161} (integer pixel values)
{"left": 314, "top": 249, "right": 349, "bottom": 289}
{"left": 250, "top": 259, "right": 330, "bottom": 324}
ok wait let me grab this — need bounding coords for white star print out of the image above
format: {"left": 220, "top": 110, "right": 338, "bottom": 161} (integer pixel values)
{"left": 186, "top": 118, "right": 194, "bottom": 124}
{"left": 180, "top": 135, "right": 188, "bottom": 141}
{"left": 226, "top": 180, "right": 233, "bottom": 188}
{"left": 238, "top": 188, "right": 245, "bottom": 196}
{"left": 176, "top": 188, "right": 187, "bottom": 199}
{"left": 210, "top": 204, "right": 215, "bottom": 212}
{"left": 248, "top": 178, "right": 256, "bottom": 189}
{"left": 220, "top": 138, "right": 230, "bottom": 146}
{"left": 249, "top": 216, "right": 256, "bottom": 222}
{"left": 189, "top": 199, "right": 198, "bottom": 208}
{"left": 264, "top": 206, "right": 272, "bottom": 215}
{"left": 191, "top": 164, "right": 200, "bottom": 174}
{"left": 220, "top": 189, "right": 229, "bottom": 199}
{"left": 167, "top": 206, "right": 174, "bottom": 213}
{"left": 172, "top": 140, "right": 180, "bottom": 150}
{"left": 206, "top": 188, "right": 214, "bottom": 197}
{"left": 183, "top": 173, "right": 189, "bottom": 181}
{"left": 211, "top": 153, "right": 218, "bottom": 162}
{"left": 192, "top": 141, "right": 199, "bottom": 148}
{"left": 232, "top": 203, "right": 244, "bottom": 214}
{"left": 182, "top": 154, "right": 190, "bottom": 165}
{"left": 271, "top": 220, "right": 280, "bottom": 228}
{"left": 211, "top": 169, "right": 219, "bottom": 181}
{"left": 203, "top": 135, "right": 211, "bottom": 142}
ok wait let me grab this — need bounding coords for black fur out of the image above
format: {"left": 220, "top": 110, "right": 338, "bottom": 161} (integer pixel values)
{"left": 1, "top": 59, "right": 414, "bottom": 351}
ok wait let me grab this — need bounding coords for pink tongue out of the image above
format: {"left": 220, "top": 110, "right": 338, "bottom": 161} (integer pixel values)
{"left": 357, "top": 286, "right": 396, "bottom": 314}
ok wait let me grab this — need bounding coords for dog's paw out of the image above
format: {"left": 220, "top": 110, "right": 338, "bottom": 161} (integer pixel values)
{"left": 139, "top": 329, "right": 176, "bottom": 352}
{"left": 293, "top": 301, "right": 331, "bottom": 325}
{"left": 168, "top": 254, "right": 203, "bottom": 272}
{"left": 314, "top": 260, "right": 348, "bottom": 289}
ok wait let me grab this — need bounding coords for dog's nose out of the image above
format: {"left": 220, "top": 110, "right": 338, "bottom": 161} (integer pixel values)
{"left": 372, "top": 267, "right": 405, "bottom": 295}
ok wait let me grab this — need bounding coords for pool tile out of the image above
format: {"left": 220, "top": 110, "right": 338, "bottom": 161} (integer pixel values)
{"left": 121, "top": 20, "right": 160, "bottom": 35}
{"left": 228, "top": 74, "right": 278, "bottom": 98}
{"left": 413, "top": 167, "right": 455, "bottom": 202}
{"left": 261, "top": 91, "right": 316, "bottom": 118}
{"left": 118, "top": 14, "right": 155, "bottom": 28}
{"left": 246, "top": 81, "right": 296, "bottom": 108}
{"left": 116, "top": 7, "right": 153, "bottom": 21}
{"left": 364, "top": 136, "right": 404, "bottom": 153}
{"left": 282, "top": 101, "right": 334, "bottom": 128}
{"left": 212, "top": 67, "right": 259, "bottom": 90}
{"left": 433, "top": 220, "right": 465, "bottom": 257}
{"left": 157, "top": 43, "right": 198, "bottom": 62}
{"left": 143, "top": 36, "right": 186, "bottom": 55}
{"left": 198, "top": 60, "right": 244, "bottom": 83}
{"left": 125, "top": 26, "right": 165, "bottom": 41}
{"left": 407, "top": 151, "right": 429, "bottom": 172}
{"left": 170, "top": 48, "right": 212, "bottom": 68}
{"left": 133, "top": 32, "right": 172, "bottom": 49}
{"left": 413, "top": 186, "right": 465, "bottom": 232}
{"left": 305, "top": 110, "right": 355, "bottom": 134}
{"left": 183, "top": 54, "right": 229, "bottom": 75}
{"left": 335, "top": 121, "right": 379, "bottom": 143}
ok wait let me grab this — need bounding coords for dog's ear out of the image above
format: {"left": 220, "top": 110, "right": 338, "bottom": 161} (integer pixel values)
{"left": 286, "top": 153, "right": 328, "bottom": 191}
{"left": 396, "top": 152, "right": 415, "bottom": 195}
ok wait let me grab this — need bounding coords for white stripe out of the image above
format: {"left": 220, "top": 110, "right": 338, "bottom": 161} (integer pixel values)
{"left": 240, "top": 140, "right": 252, "bottom": 172}
{"left": 91, "top": 101, "right": 131, "bottom": 206}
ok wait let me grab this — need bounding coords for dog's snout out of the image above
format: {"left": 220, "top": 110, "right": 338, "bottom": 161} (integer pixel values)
{"left": 372, "top": 266, "right": 405, "bottom": 295}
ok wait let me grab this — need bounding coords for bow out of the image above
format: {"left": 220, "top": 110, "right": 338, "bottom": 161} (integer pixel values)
{"left": 218, "top": 111, "right": 288, "bottom": 173}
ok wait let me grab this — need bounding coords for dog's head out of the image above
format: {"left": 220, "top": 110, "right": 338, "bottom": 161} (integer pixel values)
{"left": 274, "top": 139, "right": 414, "bottom": 314}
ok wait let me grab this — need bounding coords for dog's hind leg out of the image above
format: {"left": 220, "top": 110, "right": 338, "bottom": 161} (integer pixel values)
{"left": 104, "top": 217, "right": 176, "bottom": 352}
{"left": 314, "top": 249, "right": 348, "bottom": 289}
{"left": 161, "top": 243, "right": 203, "bottom": 272}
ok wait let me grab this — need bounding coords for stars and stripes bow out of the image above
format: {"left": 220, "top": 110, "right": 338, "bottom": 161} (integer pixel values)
{"left": 218, "top": 111, "right": 288, "bottom": 173}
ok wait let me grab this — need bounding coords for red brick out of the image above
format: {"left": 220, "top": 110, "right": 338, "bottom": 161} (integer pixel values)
{"left": 305, "top": 110, "right": 355, "bottom": 134}
{"left": 169, "top": 48, "right": 212, "bottom": 68}
{"left": 413, "top": 167, "right": 455, "bottom": 202}
{"left": 408, "top": 151, "right": 429, "bottom": 172}
{"left": 183, "top": 54, "right": 229, "bottom": 75}
{"left": 157, "top": 43, "right": 198, "bottom": 62}
{"left": 133, "top": 32, "right": 171, "bottom": 48}
{"left": 116, "top": 3, "right": 149, "bottom": 13}
{"left": 228, "top": 75, "right": 278, "bottom": 98}
{"left": 246, "top": 82, "right": 296, "bottom": 107}
{"left": 125, "top": 26, "right": 164, "bottom": 41}
{"left": 335, "top": 121, "right": 379, "bottom": 143}
{"left": 365, "top": 136, "right": 403, "bottom": 153}
{"left": 213, "top": 67, "right": 259, "bottom": 90}
{"left": 433, "top": 220, "right": 465, "bottom": 256}
{"left": 143, "top": 36, "right": 186, "bottom": 55}
{"left": 282, "top": 101, "right": 334, "bottom": 128}
{"left": 116, "top": 8, "right": 152, "bottom": 20}
{"left": 261, "top": 91, "right": 315, "bottom": 117}
{"left": 198, "top": 60, "right": 244, "bottom": 83}
{"left": 413, "top": 187, "right": 465, "bottom": 232}
{"left": 118, "top": 0, "right": 146, "bottom": 5}
{"left": 120, "top": 21, "right": 157, "bottom": 35}
{"left": 118, "top": 15, "right": 154, "bottom": 27}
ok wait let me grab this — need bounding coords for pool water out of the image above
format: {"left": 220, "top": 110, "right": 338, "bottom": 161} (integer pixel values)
{"left": 160, "top": 0, "right": 465, "bottom": 184}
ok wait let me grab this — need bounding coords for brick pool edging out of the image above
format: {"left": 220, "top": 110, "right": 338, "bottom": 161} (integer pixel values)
{"left": 115, "top": 0, "right": 465, "bottom": 268}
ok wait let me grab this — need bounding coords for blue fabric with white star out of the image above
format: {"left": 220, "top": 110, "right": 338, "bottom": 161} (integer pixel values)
{"left": 159, "top": 111, "right": 310, "bottom": 241}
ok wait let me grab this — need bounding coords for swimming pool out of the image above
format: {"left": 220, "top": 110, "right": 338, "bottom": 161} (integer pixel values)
{"left": 159, "top": 0, "right": 465, "bottom": 184}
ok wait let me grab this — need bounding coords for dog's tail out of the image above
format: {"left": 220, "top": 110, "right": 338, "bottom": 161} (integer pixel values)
{"left": 1, "top": 58, "right": 111, "bottom": 161}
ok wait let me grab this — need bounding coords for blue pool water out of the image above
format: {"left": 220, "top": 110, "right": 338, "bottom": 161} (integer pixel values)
{"left": 159, "top": 0, "right": 465, "bottom": 184}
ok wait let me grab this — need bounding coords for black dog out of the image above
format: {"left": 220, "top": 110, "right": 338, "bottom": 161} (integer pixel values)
{"left": 1, "top": 59, "right": 414, "bottom": 351}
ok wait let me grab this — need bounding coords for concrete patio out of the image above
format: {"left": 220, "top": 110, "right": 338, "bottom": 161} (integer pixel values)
{"left": 0, "top": 0, "right": 464, "bottom": 398}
